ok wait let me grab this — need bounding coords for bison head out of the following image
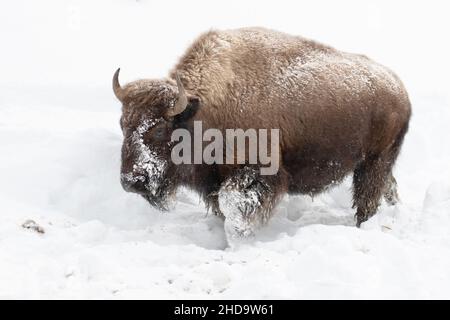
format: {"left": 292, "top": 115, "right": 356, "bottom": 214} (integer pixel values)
{"left": 113, "top": 68, "right": 199, "bottom": 210}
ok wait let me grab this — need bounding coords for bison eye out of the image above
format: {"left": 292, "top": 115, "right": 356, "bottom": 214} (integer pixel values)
{"left": 153, "top": 127, "right": 166, "bottom": 140}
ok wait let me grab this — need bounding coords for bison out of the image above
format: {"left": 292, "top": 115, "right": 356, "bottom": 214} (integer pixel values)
{"left": 113, "top": 27, "right": 411, "bottom": 242}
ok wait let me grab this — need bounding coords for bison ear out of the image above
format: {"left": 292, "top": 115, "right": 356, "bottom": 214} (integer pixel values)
{"left": 168, "top": 95, "right": 200, "bottom": 123}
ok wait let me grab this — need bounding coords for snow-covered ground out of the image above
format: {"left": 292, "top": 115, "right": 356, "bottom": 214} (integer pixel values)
{"left": 1, "top": 0, "right": 450, "bottom": 299}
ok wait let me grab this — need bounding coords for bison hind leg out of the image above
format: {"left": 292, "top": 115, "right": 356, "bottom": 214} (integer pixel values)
{"left": 352, "top": 151, "right": 401, "bottom": 227}
{"left": 383, "top": 173, "right": 399, "bottom": 206}
{"left": 353, "top": 141, "right": 405, "bottom": 227}
{"left": 353, "top": 118, "right": 408, "bottom": 227}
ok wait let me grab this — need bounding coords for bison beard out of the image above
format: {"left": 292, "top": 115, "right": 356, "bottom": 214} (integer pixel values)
{"left": 141, "top": 184, "right": 172, "bottom": 211}
{"left": 113, "top": 27, "right": 411, "bottom": 244}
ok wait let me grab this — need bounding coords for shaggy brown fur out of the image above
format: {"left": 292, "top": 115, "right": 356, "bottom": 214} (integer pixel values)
{"left": 114, "top": 27, "right": 411, "bottom": 237}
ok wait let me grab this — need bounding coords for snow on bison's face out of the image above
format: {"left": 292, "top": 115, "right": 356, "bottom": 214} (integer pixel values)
{"left": 112, "top": 69, "right": 199, "bottom": 210}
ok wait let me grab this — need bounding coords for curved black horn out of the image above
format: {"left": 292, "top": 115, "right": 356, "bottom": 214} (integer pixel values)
{"left": 167, "top": 71, "right": 188, "bottom": 117}
{"left": 113, "top": 68, "right": 125, "bottom": 101}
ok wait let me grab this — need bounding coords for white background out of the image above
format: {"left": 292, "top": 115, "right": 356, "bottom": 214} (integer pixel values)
{"left": 0, "top": 0, "right": 450, "bottom": 299}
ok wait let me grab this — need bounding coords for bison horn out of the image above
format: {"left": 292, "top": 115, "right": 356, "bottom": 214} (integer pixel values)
{"left": 167, "top": 71, "right": 188, "bottom": 117}
{"left": 113, "top": 68, "right": 125, "bottom": 101}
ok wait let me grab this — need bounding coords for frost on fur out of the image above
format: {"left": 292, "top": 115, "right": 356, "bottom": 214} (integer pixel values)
{"left": 218, "top": 167, "right": 274, "bottom": 241}
{"left": 131, "top": 119, "right": 167, "bottom": 195}
{"left": 120, "top": 118, "right": 173, "bottom": 209}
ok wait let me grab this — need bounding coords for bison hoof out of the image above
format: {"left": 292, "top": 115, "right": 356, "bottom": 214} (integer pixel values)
{"left": 218, "top": 188, "right": 259, "bottom": 244}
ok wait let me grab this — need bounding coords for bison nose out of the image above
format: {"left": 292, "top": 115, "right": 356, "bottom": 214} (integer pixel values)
{"left": 121, "top": 174, "right": 148, "bottom": 194}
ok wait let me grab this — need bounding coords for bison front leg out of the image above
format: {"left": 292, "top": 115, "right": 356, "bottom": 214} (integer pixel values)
{"left": 204, "top": 192, "right": 224, "bottom": 218}
{"left": 218, "top": 167, "right": 285, "bottom": 244}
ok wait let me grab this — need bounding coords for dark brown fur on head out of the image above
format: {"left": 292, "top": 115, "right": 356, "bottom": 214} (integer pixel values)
{"left": 114, "top": 71, "right": 201, "bottom": 210}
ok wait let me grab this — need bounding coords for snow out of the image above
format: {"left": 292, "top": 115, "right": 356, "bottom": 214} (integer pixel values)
{"left": 1, "top": 0, "right": 450, "bottom": 299}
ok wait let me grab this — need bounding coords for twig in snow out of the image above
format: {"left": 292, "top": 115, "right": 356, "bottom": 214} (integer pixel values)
{"left": 22, "top": 219, "right": 45, "bottom": 234}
